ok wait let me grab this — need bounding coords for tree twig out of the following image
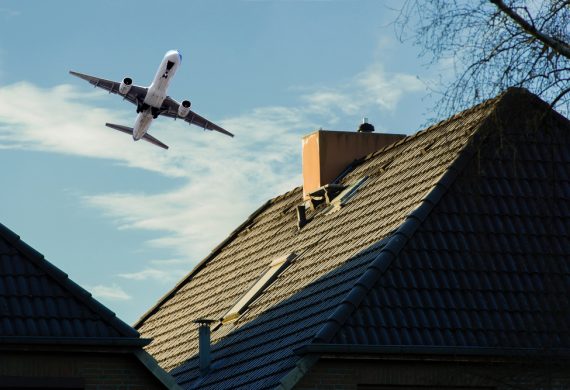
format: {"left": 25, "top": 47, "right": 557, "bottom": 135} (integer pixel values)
{"left": 490, "top": 0, "right": 570, "bottom": 59}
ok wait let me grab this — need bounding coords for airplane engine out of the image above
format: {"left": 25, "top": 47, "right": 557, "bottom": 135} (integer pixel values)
{"left": 119, "top": 77, "right": 133, "bottom": 95}
{"left": 178, "top": 100, "right": 191, "bottom": 117}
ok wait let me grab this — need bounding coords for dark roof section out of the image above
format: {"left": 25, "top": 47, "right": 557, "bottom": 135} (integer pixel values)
{"left": 329, "top": 89, "right": 570, "bottom": 349}
{"left": 0, "top": 222, "right": 146, "bottom": 345}
{"left": 137, "top": 88, "right": 570, "bottom": 389}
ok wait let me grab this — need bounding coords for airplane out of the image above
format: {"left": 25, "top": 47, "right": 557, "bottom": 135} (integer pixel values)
{"left": 69, "top": 50, "right": 233, "bottom": 150}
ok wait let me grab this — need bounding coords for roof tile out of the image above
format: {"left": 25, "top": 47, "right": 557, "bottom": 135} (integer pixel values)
{"left": 0, "top": 223, "right": 143, "bottom": 343}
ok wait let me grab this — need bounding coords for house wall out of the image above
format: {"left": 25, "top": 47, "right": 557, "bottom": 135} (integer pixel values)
{"left": 0, "top": 350, "right": 166, "bottom": 389}
{"left": 294, "top": 357, "right": 570, "bottom": 390}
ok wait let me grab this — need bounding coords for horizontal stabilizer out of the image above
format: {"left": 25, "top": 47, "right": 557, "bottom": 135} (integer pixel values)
{"left": 105, "top": 123, "right": 169, "bottom": 150}
{"left": 141, "top": 132, "right": 169, "bottom": 150}
{"left": 105, "top": 122, "right": 134, "bottom": 135}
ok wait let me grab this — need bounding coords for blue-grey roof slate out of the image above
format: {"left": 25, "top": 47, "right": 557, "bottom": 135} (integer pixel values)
{"left": 0, "top": 222, "right": 145, "bottom": 344}
{"left": 330, "top": 89, "right": 570, "bottom": 349}
{"left": 137, "top": 88, "right": 570, "bottom": 389}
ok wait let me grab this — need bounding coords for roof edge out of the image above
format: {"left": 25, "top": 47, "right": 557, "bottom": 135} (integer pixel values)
{"left": 296, "top": 344, "right": 570, "bottom": 359}
{"left": 134, "top": 199, "right": 274, "bottom": 328}
{"left": 0, "top": 222, "right": 140, "bottom": 340}
{"left": 350, "top": 91, "right": 503, "bottom": 168}
{"left": 347, "top": 88, "right": 552, "bottom": 174}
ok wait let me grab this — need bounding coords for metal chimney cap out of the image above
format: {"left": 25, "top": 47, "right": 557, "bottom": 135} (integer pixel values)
{"left": 358, "top": 117, "right": 375, "bottom": 133}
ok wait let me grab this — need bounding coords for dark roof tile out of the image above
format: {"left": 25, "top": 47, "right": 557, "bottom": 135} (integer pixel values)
{"left": 0, "top": 222, "right": 145, "bottom": 344}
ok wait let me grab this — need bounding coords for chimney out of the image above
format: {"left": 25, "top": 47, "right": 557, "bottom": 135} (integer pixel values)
{"left": 302, "top": 125, "right": 405, "bottom": 199}
{"left": 193, "top": 319, "right": 215, "bottom": 374}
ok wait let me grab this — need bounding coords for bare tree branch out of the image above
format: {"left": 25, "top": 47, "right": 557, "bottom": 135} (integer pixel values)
{"left": 490, "top": 0, "right": 570, "bottom": 59}
{"left": 396, "top": 0, "right": 570, "bottom": 118}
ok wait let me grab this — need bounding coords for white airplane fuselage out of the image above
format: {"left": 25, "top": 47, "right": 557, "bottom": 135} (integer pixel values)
{"left": 133, "top": 50, "right": 182, "bottom": 140}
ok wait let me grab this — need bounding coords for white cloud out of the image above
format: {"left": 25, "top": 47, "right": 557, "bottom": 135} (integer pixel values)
{"left": 118, "top": 267, "right": 186, "bottom": 283}
{"left": 0, "top": 82, "right": 186, "bottom": 177}
{"left": 89, "top": 284, "right": 132, "bottom": 301}
{"left": 83, "top": 103, "right": 310, "bottom": 259}
{"left": 0, "top": 56, "right": 423, "bottom": 289}
{"left": 356, "top": 64, "right": 424, "bottom": 110}
{"left": 0, "top": 8, "right": 20, "bottom": 18}
{"left": 150, "top": 258, "right": 193, "bottom": 266}
{"left": 302, "top": 63, "right": 425, "bottom": 119}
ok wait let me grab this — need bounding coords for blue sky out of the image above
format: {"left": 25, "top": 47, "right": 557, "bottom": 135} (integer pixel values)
{"left": 0, "top": 0, "right": 440, "bottom": 324}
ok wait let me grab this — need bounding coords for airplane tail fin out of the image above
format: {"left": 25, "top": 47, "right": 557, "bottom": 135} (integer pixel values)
{"left": 105, "top": 123, "right": 169, "bottom": 150}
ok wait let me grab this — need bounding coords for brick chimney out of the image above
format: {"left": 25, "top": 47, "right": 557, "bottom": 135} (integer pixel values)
{"left": 302, "top": 129, "right": 405, "bottom": 199}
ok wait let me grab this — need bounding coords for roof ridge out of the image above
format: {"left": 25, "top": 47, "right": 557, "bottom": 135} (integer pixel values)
{"left": 271, "top": 185, "right": 303, "bottom": 202}
{"left": 354, "top": 91, "right": 506, "bottom": 167}
{"left": 310, "top": 88, "right": 517, "bottom": 344}
{"left": 0, "top": 222, "right": 142, "bottom": 342}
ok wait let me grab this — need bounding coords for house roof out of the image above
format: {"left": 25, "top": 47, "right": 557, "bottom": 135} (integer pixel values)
{"left": 0, "top": 222, "right": 146, "bottom": 346}
{"left": 136, "top": 88, "right": 570, "bottom": 389}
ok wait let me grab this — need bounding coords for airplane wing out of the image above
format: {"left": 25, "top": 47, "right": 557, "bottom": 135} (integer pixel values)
{"left": 69, "top": 71, "right": 147, "bottom": 107}
{"left": 161, "top": 96, "right": 234, "bottom": 137}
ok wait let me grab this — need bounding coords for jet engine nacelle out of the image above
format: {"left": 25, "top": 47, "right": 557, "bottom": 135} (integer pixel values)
{"left": 178, "top": 100, "right": 191, "bottom": 117}
{"left": 119, "top": 77, "right": 133, "bottom": 95}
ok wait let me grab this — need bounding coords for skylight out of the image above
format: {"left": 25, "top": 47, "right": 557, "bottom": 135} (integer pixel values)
{"left": 222, "top": 252, "right": 296, "bottom": 323}
{"left": 327, "top": 176, "right": 369, "bottom": 213}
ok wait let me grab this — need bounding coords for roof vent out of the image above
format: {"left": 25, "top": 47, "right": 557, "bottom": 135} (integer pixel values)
{"left": 307, "top": 183, "right": 346, "bottom": 210}
{"left": 358, "top": 117, "right": 375, "bottom": 133}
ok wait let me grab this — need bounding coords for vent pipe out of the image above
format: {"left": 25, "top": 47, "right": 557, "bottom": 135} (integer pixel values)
{"left": 193, "top": 319, "right": 215, "bottom": 374}
{"left": 296, "top": 205, "right": 307, "bottom": 230}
